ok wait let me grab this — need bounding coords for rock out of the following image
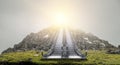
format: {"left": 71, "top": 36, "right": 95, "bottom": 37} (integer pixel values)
{"left": 2, "top": 48, "right": 14, "bottom": 54}
{"left": 70, "top": 29, "right": 116, "bottom": 50}
{"left": 106, "top": 50, "right": 120, "bottom": 54}
{"left": 118, "top": 45, "right": 120, "bottom": 49}
{"left": 2, "top": 27, "right": 116, "bottom": 54}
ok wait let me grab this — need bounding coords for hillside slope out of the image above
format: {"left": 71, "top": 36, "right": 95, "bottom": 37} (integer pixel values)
{"left": 2, "top": 27, "right": 116, "bottom": 54}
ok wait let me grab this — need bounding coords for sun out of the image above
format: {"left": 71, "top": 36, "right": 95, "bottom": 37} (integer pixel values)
{"left": 55, "top": 13, "right": 66, "bottom": 24}
{"left": 53, "top": 13, "right": 69, "bottom": 27}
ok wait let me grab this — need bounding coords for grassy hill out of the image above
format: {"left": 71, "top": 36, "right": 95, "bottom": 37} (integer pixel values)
{"left": 0, "top": 50, "right": 120, "bottom": 65}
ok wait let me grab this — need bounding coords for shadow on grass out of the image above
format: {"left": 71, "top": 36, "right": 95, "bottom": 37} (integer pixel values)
{"left": 0, "top": 61, "right": 39, "bottom": 65}
{"left": 0, "top": 58, "right": 88, "bottom": 65}
{"left": 0, "top": 60, "right": 88, "bottom": 65}
{"left": 40, "top": 59, "right": 88, "bottom": 65}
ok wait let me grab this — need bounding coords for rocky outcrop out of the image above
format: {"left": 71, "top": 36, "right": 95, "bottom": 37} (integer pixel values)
{"left": 2, "top": 27, "right": 59, "bottom": 54}
{"left": 2, "top": 27, "right": 116, "bottom": 54}
{"left": 69, "top": 29, "right": 116, "bottom": 50}
{"left": 118, "top": 45, "right": 120, "bottom": 49}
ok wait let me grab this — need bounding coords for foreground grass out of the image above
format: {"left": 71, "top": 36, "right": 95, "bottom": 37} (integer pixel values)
{"left": 0, "top": 50, "right": 120, "bottom": 65}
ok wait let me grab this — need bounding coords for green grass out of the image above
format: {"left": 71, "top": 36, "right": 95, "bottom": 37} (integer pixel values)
{"left": 0, "top": 50, "right": 120, "bottom": 65}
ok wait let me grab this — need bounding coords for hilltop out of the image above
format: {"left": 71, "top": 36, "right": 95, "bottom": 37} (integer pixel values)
{"left": 2, "top": 27, "right": 116, "bottom": 54}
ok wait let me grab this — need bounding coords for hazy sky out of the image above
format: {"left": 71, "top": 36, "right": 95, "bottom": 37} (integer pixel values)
{"left": 0, "top": 0, "right": 120, "bottom": 53}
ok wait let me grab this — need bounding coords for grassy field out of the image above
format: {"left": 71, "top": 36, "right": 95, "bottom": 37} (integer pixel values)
{"left": 0, "top": 50, "right": 120, "bottom": 65}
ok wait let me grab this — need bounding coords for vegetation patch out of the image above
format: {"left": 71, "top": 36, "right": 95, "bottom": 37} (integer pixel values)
{"left": 0, "top": 50, "right": 120, "bottom": 65}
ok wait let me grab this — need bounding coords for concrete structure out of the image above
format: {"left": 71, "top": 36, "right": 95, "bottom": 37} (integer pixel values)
{"left": 43, "top": 28, "right": 86, "bottom": 59}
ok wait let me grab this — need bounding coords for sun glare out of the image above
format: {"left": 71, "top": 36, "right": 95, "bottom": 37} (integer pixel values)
{"left": 53, "top": 13, "right": 69, "bottom": 27}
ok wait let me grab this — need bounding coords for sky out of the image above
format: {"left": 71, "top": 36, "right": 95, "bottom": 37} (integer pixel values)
{"left": 0, "top": 0, "right": 120, "bottom": 53}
